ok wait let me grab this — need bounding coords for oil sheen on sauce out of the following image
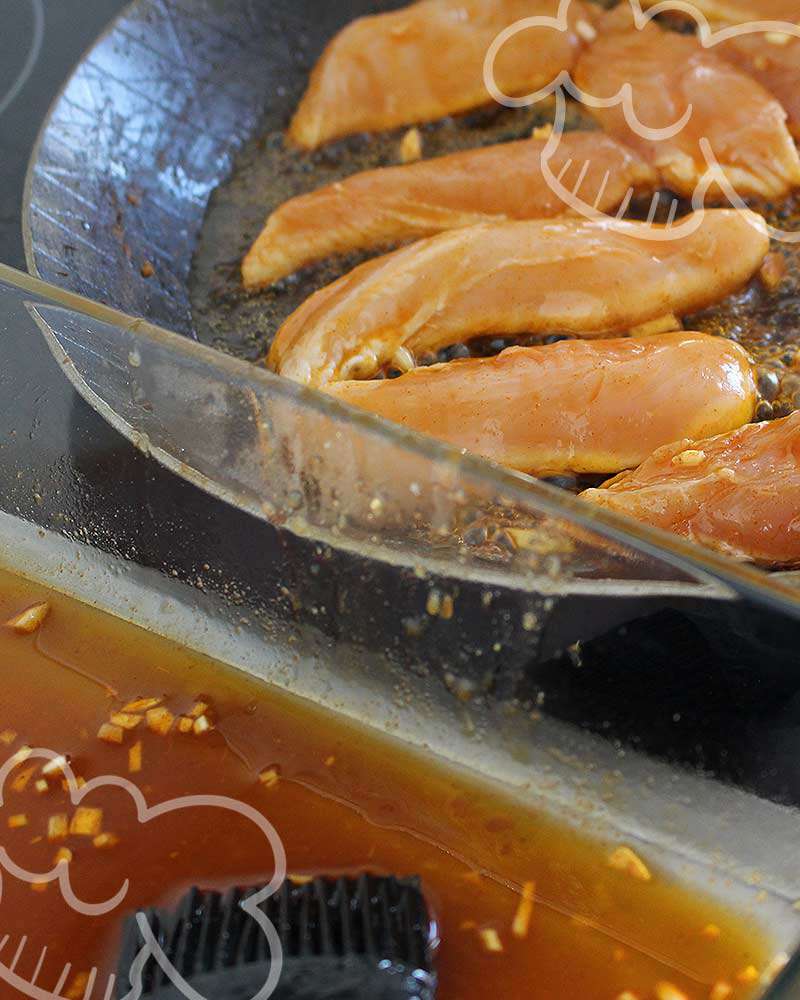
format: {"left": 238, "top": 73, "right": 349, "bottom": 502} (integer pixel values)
{"left": 0, "top": 570, "right": 774, "bottom": 1000}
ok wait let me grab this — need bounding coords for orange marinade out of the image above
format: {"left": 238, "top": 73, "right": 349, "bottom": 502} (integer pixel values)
{"left": 0, "top": 569, "right": 772, "bottom": 1000}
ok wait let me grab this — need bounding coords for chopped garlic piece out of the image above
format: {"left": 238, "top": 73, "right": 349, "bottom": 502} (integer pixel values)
{"left": 575, "top": 18, "right": 597, "bottom": 41}
{"left": 426, "top": 589, "right": 454, "bottom": 618}
{"left": 193, "top": 715, "right": 213, "bottom": 736}
{"left": 655, "top": 982, "right": 688, "bottom": 1000}
{"left": 34, "top": 779, "right": 49, "bottom": 794}
{"left": 48, "top": 814, "right": 69, "bottom": 841}
{"left": 392, "top": 346, "right": 416, "bottom": 373}
{"left": 259, "top": 767, "right": 280, "bottom": 789}
{"left": 737, "top": 965, "right": 759, "bottom": 983}
{"left": 532, "top": 123, "right": 554, "bottom": 140}
{"left": 129, "top": 741, "right": 143, "bottom": 774}
{"left": 97, "top": 723, "right": 124, "bottom": 745}
{"left": 511, "top": 881, "right": 536, "bottom": 939}
{"left": 0, "top": 729, "right": 17, "bottom": 746}
{"left": 177, "top": 717, "right": 194, "bottom": 734}
{"left": 608, "top": 846, "right": 652, "bottom": 881}
{"left": 188, "top": 701, "right": 209, "bottom": 719}
{"left": 146, "top": 707, "right": 174, "bottom": 736}
{"left": 629, "top": 314, "right": 681, "bottom": 337}
{"left": 399, "top": 127, "right": 423, "bottom": 164}
{"left": 42, "top": 754, "right": 69, "bottom": 776}
{"left": 70, "top": 807, "right": 103, "bottom": 837}
{"left": 765, "top": 30, "right": 791, "bottom": 44}
{"left": 8, "top": 814, "right": 28, "bottom": 829}
{"left": 122, "top": 697, "right": 162, "bottom": 713}
{"left": 479, "top": 927, "right": 504, "bottom": 953}
{"left": 657, "top": 150, "right": 697, "bottom": 185}
{"left": 672, "top": 449, "right": 706, "bottom": 467}
{"left": 109, "top": 712, "right": 143, "bottom": 730}
{"left": 5, "top": 601, "right": 50, "bottom": 634}
{"left": 54, "top": 847, "right": 73, "bottom": 865}
{"left": 93, "top": 832, "right": 119, "bottom": 849}
{"left": 710, "top": 982, "right": 733, "bottom": 1000}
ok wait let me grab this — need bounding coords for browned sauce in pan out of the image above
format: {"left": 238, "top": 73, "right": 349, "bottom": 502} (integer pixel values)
{"left": 0, "top": 570, "right": 777, "bottom": 998}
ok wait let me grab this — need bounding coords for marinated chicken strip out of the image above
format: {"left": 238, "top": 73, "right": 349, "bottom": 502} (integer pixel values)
{"left": 243, "top": 133, "right": 657, "bottom": 289}
{"left": 639, "top": 0, "right": 800, "bottom": 138}
{"left": 327, "top": 333, "right": 756, "bottom": 475}
{"left": 574, "top": 7, "right": 800, "bottom": 199}
{"left": 289, "top": 0, "right": 592, "bottom": 149}
{"left": 716, "top": 34, "right": 800, "bottom": 138}
{"left": 269, "top": 209, "right": 769, "bottom": 387}
{"left": 581, "top": 411, "right": 800, "bottom": 567}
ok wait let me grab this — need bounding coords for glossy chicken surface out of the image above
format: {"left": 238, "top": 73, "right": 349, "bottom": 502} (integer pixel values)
{"left": 327, "top": 333, "right": 756, "bottom": 474}
{"left": 574, "top": 6, "right": 800, "bottom": 199}
{"left": 717, "top": 34, "right": 800, "bottom": 138}
{"left": 289, "top": 0, "right": 591, "bottom": 148}
{"left": 639, "top": 0, "right": 800, "bottom": 138}
{"left": 269, "top": 209, "right": 768, "bottom": 387}
{"left": 242, "top": 133, "right": 657, "bottom": 289}
{"left": 582, "top": 411, "right": 800, "bottom": 566}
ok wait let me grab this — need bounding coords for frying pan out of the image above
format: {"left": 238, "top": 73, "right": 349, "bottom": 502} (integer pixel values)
{"left": 20, "top": 0, "right": 800, "bottom": 667}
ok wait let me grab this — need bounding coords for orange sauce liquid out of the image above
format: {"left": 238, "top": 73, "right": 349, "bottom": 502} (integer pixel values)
{"left": 0, "top": 570, "right": 771, "bottom": 1000}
